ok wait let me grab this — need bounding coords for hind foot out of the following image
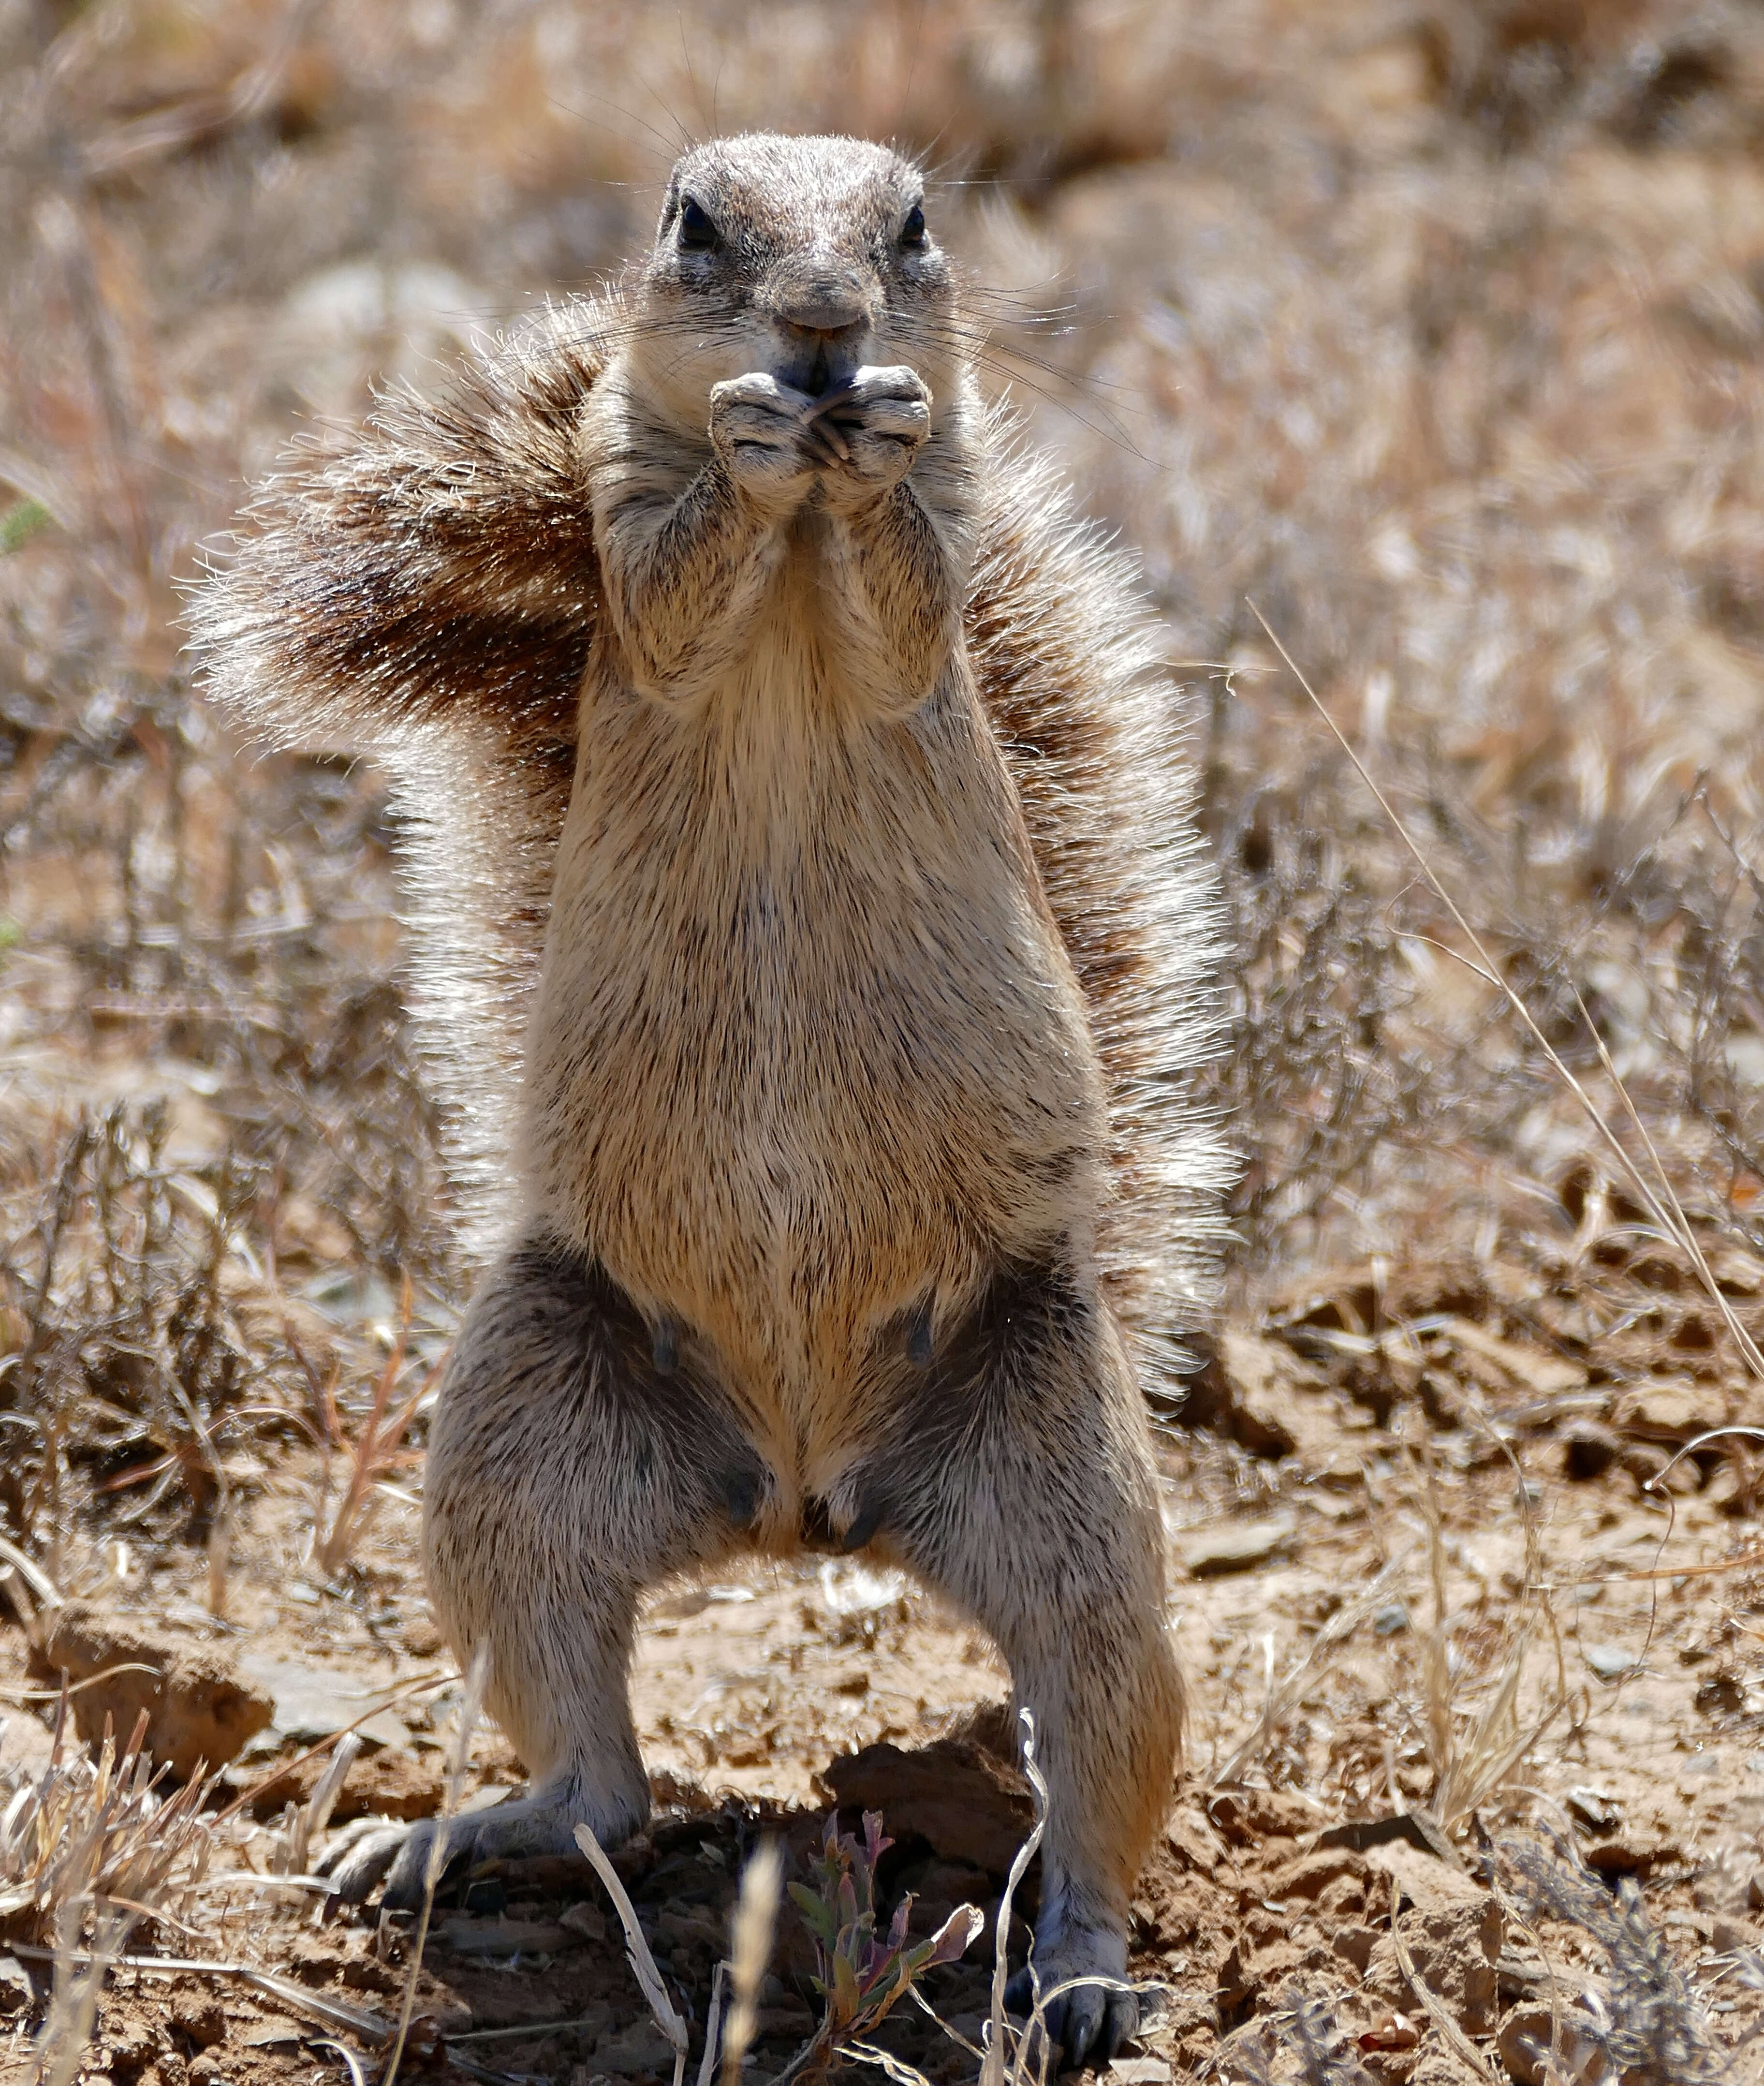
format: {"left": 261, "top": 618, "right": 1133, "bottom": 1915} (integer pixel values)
{"left": 1004, "top": 1909, "right": 1136, "bottom": 2072}
{"left": 321, "top": 1772, "right": 649, "bottom": 1909}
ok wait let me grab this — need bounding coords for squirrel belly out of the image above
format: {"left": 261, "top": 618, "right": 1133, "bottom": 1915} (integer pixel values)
{"left": 526, "top": 526, "right": 1108, "bottom": 1493}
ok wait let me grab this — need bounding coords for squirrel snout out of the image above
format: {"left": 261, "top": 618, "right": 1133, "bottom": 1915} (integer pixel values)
{"left": 765, "top": 258, "right": 876, "bottom": 342}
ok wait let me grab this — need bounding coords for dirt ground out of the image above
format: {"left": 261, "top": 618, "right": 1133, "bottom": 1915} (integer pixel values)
{"left": 5, "top": 1262, "right": 1764, "bottom": 2084}
{"left": 6, "top": 0, "right": 1764, "bottom": 2081}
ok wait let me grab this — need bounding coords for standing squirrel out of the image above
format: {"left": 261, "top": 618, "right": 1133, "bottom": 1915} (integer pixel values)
{"left": 193, "top": 133, "right": 1231, "bottom": 2069}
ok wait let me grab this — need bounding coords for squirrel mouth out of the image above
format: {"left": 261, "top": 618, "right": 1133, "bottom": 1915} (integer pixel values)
{"left": 804, "top": 343, "right": 833, "bottom": 397}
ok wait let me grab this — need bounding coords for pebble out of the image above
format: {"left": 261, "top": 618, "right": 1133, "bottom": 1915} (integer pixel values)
{"left": 1180, "top": 1513, "right": 1297, "bottom": 1578}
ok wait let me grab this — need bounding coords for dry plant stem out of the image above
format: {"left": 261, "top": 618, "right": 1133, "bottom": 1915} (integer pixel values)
{"left": 288, "top": 1732, "right": 361, "bottom": 1877}
{"left": 698, "top": 1960, "right": 727, "bottom": 2086}
{"left": 1250, "top": 602, "right": 1764, "bottom": 1384}
{"left": 383, "top": 1645, "right": 488, "bottom": 2086}
{"left": 982, "top": 1711, "right": 1047, "bottom": 2086}
{"left": 1387, "top": 1879, "right": 1496, "bottom": 2082}
{"left": 311, "top": 2041, "right": 369, "bottom": 2086}
{"left": 574, "top": 1817, "right": 691, "bottom": 2086}
{"left": 34, "top": 1905, "right": 133, "bottom": 2086}
{"left": 316, "top": 1278, "right": 433, "bottom": 1576}
{"left": 845, "top": 2043, "right": 936, "bottom": 2086}
{"left": 0, "top": 1534, "right": 63, "bottom": 1611}
{"left": 206, "top": 1667, "right": 457, "bottom": 1832}
{"left": 721, "top": 1839, "right": 781, "bottom": 2086}
{"left": 448, "top": 2016, "right": 616, "bottom": 2043}
{"left": 0, "top": 1661, "right": 162, "bottom": 1704}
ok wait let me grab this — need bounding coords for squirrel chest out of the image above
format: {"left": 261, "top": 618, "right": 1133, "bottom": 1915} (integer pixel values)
{"left": 522, "top": 592, "right": 1108, "bottom": 1422}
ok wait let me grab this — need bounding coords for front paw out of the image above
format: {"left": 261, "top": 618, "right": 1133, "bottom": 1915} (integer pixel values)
{"left": 806, "top": 365, "right": 931, "bottom": 504}
{"left": 709, "top": 372, "right": 818, "bottom": 512}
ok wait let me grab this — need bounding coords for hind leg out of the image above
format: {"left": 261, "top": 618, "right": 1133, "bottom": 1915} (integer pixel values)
{"left": 336, "top": 1234, "right": 765, "bottom": 1907}
{"left": 855, "top": 1253, "right": 1181, "bottom": 2070}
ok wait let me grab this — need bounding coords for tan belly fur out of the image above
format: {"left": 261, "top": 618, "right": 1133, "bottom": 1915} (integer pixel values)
{"left": 523, "top": 602, "right": 1105, "bottom": 1490}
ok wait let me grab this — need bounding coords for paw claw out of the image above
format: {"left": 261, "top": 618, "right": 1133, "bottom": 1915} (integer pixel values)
{"left": 316, "top": 1819, "right": 410, "bottom": 1904}
{"left": 1005, "top": 1964, "right": 1137, "bottom": 2072}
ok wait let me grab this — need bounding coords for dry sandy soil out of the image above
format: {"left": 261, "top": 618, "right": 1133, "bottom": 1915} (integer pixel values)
{"left": 5, "top": 0, "right": 1764, "bottom": 2081}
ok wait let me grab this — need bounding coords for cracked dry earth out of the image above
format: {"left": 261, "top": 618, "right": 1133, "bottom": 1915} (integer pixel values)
{"left": 5, "top": 1272, "right": 1764, "bottom": 2086}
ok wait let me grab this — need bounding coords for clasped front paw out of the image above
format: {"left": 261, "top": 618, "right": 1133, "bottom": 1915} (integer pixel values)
{"left": 805, "top": 364, "right": 932, "bottom": 504}
{"left": 708, "top": 372, "right": 820, "bottom": 512}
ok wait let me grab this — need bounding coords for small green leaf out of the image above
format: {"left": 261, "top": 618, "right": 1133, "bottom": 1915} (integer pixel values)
{"left": 789, "top": 1880, "right": 838, "bottom": 1943}
{"left": 832, "top": 1947, "right": 862, "bottom": 2019}
{"left": 0, "top": 500, "right": 51, "bottom": 554}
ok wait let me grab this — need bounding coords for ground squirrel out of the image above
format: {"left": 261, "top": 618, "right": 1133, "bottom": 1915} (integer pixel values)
{"left": 193, "top": 133, "right": 1232, "bottom": 2068}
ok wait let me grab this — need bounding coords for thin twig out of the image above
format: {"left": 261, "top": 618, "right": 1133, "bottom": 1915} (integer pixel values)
{"left": 574, "top": 1818, "right": 691, "bottom": 2086}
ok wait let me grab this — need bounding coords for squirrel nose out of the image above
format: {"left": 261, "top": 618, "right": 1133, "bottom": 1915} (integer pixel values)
{"left": 768, "top": 262, "right": 871, "bottom": 337}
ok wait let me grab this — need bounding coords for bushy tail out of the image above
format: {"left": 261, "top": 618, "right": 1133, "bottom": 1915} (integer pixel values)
{"left": 969, "top": 413, "right": 1235, "bottom": 1383}
{"left": 189, "top": 302, "right": 613, "bottom": 1257}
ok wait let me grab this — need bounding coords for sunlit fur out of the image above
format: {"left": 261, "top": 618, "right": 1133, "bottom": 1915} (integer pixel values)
{"left": 192, "top": 132, "right": 1233, "bottom": 2059}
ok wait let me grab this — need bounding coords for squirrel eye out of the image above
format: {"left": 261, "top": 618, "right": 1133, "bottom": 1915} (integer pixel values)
{"left": 900, "top": 203, "right": 927, "bottom": 249}
{"left": 678, "top": 197, "right": 718, "bottom": 251}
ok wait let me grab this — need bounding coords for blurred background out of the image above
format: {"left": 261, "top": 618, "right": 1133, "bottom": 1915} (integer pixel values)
{"left": 2, "top": 0, "right": 1764, "bottom": 1449}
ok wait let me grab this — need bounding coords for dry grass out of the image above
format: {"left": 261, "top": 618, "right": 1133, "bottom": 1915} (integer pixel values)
{"left": 0, "top": 1703, "right": 217, "bottom": 1949}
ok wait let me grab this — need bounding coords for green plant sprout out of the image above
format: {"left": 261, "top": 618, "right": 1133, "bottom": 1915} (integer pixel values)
{"left": 783, "top": 1809, "right": 983, "bottom": 2083}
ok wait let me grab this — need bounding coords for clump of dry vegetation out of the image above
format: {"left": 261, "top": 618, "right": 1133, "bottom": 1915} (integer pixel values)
{"left": 0, "top": 1704, "right": 216, "bottom": 1948}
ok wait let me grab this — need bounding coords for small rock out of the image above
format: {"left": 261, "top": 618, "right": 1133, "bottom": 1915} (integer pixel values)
{"left": 1712, "top": 1916, "right": 1756, "bottom": 1953}
{"left": 822, "top": 1725, "right": 1034, "bottom": 1877}
{"left": 1268, "top": 1849, "right": 1368, "bottom": 1902}
{"left": 1164, "top": 1805, "right": 1227, "bottom": 1873}
{"left": 1332, "top": 1925, "right": 1379, "bottom": 1973}
{"left": 235, "top": 1655, "right": 410, "bottom": 1748}
{"left": 1206, "top": 1787, "right": 1322, "bottom": 1846}
{"left": 657, "top": 1907, "right": 723, "bottom": 1951}
{"left": 1497, "top": 2004, "right": 1602, "bottom": 2086}
{"left": 1215, "top": 1333, "right": 1306, "bottom": 1455}
{"left": 239, "top": 1746, "right": 442, "bottom": 1824}
{"left": 1614, "top": 1381, "right": 1729, "bottom": 1443}
{"left": 171, "top": 1989, "right": 227, "bottom": 2047}
{"left": 1442, "top": 1318, "right": 1586, "bottom": 1395}
{"left": 1564, "top": 1785, "right": 1619, "bottom": 1833}
{"left": 242, "top": 2018, "right": 304, "bottom": 2048}
{"left": 0, "top": 1711, "right": 53, "bottom": 1778}
{"left": 561, "top": 1899, "right": 608, "bottom": 1942}
{"left": 100, "top": 2015, "right": 158, "bottom": 2082}
{"left": 1106, "top": 2062, "right": 1170, "bottom": 2085}
{"left": 1582, "top": 1642, "right": 1639, "bottom": 1682}
{"left": 1367, "top": 1841, "right": 1502, "bottom": 2037}
{"left": 1181, "top": 1513, "right": 1296, "bottom": 1578}
{"left": 31, "top": 1606, "right": 273, "bottom": 1779}
{"left": 753, "top": 2002, "right": 817, "bottom": 2036}
{"left": 1747, "top": 1866, "right": 1764, "bottom": 1910}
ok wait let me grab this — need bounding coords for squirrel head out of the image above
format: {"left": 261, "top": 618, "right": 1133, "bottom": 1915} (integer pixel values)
{"left": 630, "top": 133, "right": 967, "bottom": 431}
